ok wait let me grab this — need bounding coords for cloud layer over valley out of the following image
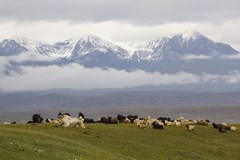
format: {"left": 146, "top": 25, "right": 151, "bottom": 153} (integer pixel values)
{"left": 1, "top": 59, "right": 240, "bottom": 92}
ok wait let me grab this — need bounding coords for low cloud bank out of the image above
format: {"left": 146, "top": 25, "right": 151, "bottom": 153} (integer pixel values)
{"left": 1, "top": 62, "right": 240, "bottom": 92}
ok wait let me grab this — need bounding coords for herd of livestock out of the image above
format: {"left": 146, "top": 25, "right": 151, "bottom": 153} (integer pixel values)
{"left": 2, "top": 111, "right": 238, "bottom": 133}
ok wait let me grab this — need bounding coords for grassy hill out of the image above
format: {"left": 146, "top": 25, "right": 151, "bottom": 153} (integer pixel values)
{"left": 0, "top": 123, "right": 239, "bottom": 160}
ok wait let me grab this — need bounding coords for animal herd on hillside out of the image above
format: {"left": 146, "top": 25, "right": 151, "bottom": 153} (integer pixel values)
{"left": 2, "top": 111, "right": 237, "bottom": 133}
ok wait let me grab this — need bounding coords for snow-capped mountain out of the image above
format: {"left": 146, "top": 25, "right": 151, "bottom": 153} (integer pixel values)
{"left": 0, "top": 31, "right": 239, "bottom": 73}
{"left": 68, "top": 35, "right": 129, "bottom": 60}
{"left": 132, "top": 31, "right": 239, "bottom": 61}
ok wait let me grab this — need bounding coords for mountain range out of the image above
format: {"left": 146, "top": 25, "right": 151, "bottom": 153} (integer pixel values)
{"left": 0, "top": 31, "right": 239, "bottom": 74}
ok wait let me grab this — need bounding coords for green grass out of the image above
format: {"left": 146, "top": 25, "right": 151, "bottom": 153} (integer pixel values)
{"left": 0, "top": 123, "right": 239, "bottom": 160}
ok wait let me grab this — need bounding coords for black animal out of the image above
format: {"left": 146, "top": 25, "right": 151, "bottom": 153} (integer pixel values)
{"left": 212, "top": 123, "right": 220, "bottom": 129}
{"left": 127, "top": 115, "right": 138, "bottom": 123}
{"left": 78, "top": 112, "right": 85, "bottom": 119}
{"left": 152, "top": 122, "right": 164, "bottom": 129}
{"left": 32, "top": 114, "right": 43, "bottom": 123}
{"left": 117, "top": 114, "right": 126, "bottom": 123}
{"left": 46, "top": 119, "right": 54, "bottom": 123}
{"left": 84, "top": 118, "right": 95, "bottom": 123}
{"left": 58, "top": 111, "right": 70, "bottom": 116}
{"left": 108, "top": 116, "right": 118, "bottom": 124}
{"left": 219, "top": 126, "right": 227, "bottom": 133}
{"left": 206, "top": 119, "right": 210, "bottom": 123}
{"left": 99, "top": 117, "right": 109, "bottom": 123}
{"left": 158, "top": 117, "right": 172, "bottom": 125}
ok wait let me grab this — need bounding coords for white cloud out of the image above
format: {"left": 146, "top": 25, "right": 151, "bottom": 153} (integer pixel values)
{"left": 0, "top": 64, "right": 199, "bottom": 92}
{"left": 1, "top": 63, "right": 240, "bottom": 92}
{"left": 222, "top": 53, "right": 240, "bottom": 59}
{"left": 181, "top": 54, "right": 212, "bottom": 60}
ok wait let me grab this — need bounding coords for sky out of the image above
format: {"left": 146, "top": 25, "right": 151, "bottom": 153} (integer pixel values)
{"left": 1, "top": 0, "right": 240, "bottom": 92}
{"left": 0, "top": 0, "right": 240, "bottom": 50}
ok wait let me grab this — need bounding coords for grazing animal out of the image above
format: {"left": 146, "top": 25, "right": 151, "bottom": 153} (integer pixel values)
{"left": 185, "top": 124, "right": 196, "bottom": 131}
{"left": 58, "top": 115, "right": 85, "bottom": 128}
{"left": 173, "top": 120, "right": 181, "bottom": 127}
{"left": 219, "top": 126, "right": 227, "bottom": 133}
{"left": 84, "top": 118, "right": 95, "bottom": 123}
{"left": 108, "top": 116, "right": 118, "bottom": 124}
{"left": 127, "top": 115, "right": 138, "bottom": 123}
{"left": 78, "top": 112, "right": 85, "bottom": 119}
{"left": 46, "top": 119, "right": 60, "bottom": 124}
{"left": 230, "top": 126, "right": 237, "bottom": 131}
{"left": 117, "top": 114, "right": 126, "bottom": 123}
{"left": 3, "top": 121, "right": 16, "bottom": 124}
{"left": 152, "top": 121, "right": 164, "bottom": 129}
{"left": 137, "top": 122, "right": 149, "bottom": 129}
{"left": 58, "top": 111, "right": 70, "bottom": 116}
{"left": 164, "top": 120, "right": 174, "bottom": 126}
{"left": 123, "top": 118, "right": 131, "bottom": 123}
{"left": 196, "top": 120, "right": 209, "bottom": 126}
{"left": 98, "top": 117, "right": 109, "bottom": 123}
{"left": 32, "top": 114, "right": 43, "bottom": 123}
{"left": 158, "top": 117, "right": 172, "bottom": 125}
{"left": 212, "top": 123, "right": 220, "bottom": 129}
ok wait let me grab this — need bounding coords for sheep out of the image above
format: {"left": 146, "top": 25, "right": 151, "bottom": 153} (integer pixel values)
{"left": 230, "top": 126, "right": 237, "bottom": 131}
{"left": 212, "top": 123, "right": 220, "bottom": 129}
{"left": 57, "top": 115, "right": 85, "bottom": 128}
{"left": 32, "top": 114, "right": 43, "bottom": 123}
{"left": 176, "top": 116, "right": 184, "bottom": 121}
{"left": 137, "top": 121, "right": 150, "bottom": 129}
{"left": 164, "top": 120, "right": 174, "bottom": 126}
{"left": 219, "top": 126, "right": 227, "bottom": 133}
{"left": 185, "top": 124, "right": 196, "bottom": 131}
{"left": 127, "top": 115, "right": 138, "bottom": 123}
{"left": 3, "top": 121, "right": 16, "bottom": 124}
{"left": 173, "top": 120, "right": 181, "bottom": 127}
{"left": 196, "top": 120, "right": 209, "bottom": 126}
{"left": 46, "top": 118, "right": 60, "bottom": 124}
{"left": 78, "top": 112, "right": 85, "bottom": 119}
{"left": 58, "top": 111, "right": 70, "bottom": 116}
{"left": 123, "top": 118, "right": 131, "bottom": 123}
{"left": 152, "top": 121, "right": 164, "bottom": 129}
{"left": 117, "top": 114, "right": 126, "bottom": 123}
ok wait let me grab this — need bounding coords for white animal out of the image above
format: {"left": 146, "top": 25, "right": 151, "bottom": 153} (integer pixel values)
{"left": 230, "top": 126, "right": 237, "bottom": 131}
{"left": 58, "top": 115, "right": 85, "bottom": 128}
{"left": 185, "top": 124, "right": 196, "bottom": 131}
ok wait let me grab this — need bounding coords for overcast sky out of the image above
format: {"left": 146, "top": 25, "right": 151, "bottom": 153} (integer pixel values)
{"left": 1, "top": 0, "right": 240, "bottom": 91}
{"left": 0, "top": 0, "right": 239, "bottom": 50}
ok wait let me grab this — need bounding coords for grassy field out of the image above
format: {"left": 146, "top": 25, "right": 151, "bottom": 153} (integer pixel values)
{"left": 0, "top": 123, "right": 239, "bottom": 160}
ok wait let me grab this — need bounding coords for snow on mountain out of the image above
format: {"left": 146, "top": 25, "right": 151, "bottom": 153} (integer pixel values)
{"left": 132, "top": 31, "right": 239, "bottom": 61}
{"left": 69, "top": 35, "right": 130, "bottom": 60}
{"left": 0, "top": 31, "right": 239, "bottom": 63}
{"left": 53, "top": 39, "right": 78, "bottom": 58}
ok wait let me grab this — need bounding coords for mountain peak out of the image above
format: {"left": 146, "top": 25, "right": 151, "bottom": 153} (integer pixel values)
{"left": 180, "top": 30, "right": 202, "bottom": 40}
{"left": 168, "top": 30, "right": 203, "bottom": 41}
